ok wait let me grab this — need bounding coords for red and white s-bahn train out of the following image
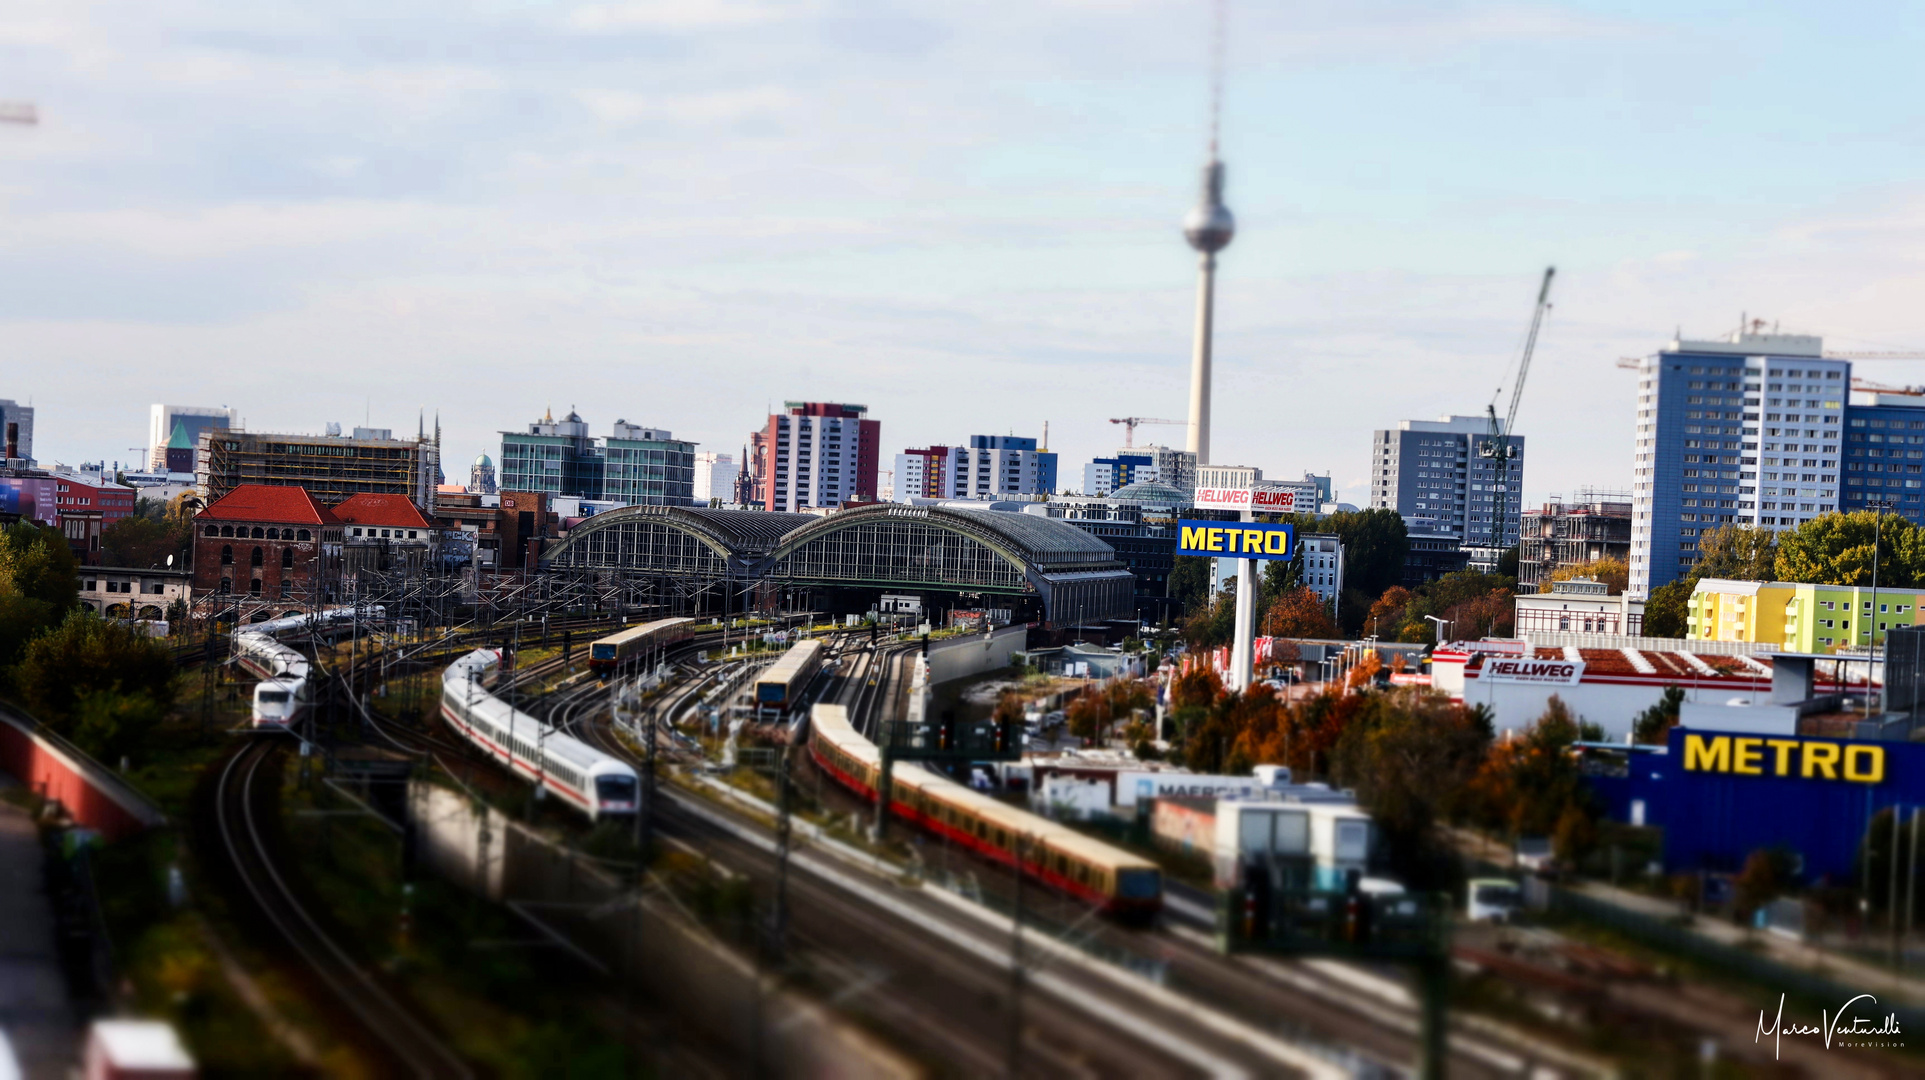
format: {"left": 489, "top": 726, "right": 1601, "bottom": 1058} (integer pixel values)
{"left": 234, "top": 631, "right": 312, "bottom": 729}
{"left": 810, "top": 704, "right": 1163, "bottom": 918}
{"left": 440, "top": 648, "right": 641, "bottom": 822}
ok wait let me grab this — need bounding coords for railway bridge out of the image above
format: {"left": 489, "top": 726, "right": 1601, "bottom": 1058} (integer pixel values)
{"left": 540, "top": 502, "right": 1136, "bottom": 627}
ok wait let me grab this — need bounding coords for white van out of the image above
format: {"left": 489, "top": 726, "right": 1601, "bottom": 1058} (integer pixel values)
{"left": 1467, "top": 877, "right": 1523, "bottom": 923}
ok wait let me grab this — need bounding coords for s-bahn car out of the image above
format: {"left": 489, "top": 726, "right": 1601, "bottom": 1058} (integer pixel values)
{"left": 588, "top": 617, "right": 697, "bottom": 676}
{"left": 809, "top": 704, "right": 1163, "bottom": 918}
{"left": 754, "top": 638, "right": 824, "bottom": 716}
{"left": 234, "top": 631, "right": 313, "bottom": 729}
{"left": 440, "top": 649, "right": 640, "bottom": 820}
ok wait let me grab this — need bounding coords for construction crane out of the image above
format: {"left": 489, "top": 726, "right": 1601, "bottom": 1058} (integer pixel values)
{"left": 1480, "top": 266, "right": 1556, "bottom": 552}
{"left": 1109, "top": 417, "right": 1186, "bottom": 447}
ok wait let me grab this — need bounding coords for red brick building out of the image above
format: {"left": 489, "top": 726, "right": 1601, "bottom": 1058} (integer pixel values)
{"left": 53, "top": 473, "right": 136, "bottom": 566}
{"left": 334, "top": 492, "right": 438, "bottom": 577}
{"left": 192, "top": 484, "right": 343, "bottom": 608}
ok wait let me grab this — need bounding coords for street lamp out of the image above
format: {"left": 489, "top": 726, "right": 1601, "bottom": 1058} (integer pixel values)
{"left": 1423, "top": 615, "right": 1451, "bottom": 644}
{"left": 1868, "top": 499, "right": 1895, "bottom": 716}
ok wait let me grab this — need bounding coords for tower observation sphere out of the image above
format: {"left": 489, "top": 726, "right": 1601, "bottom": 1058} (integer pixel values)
{"left": 1183, "top": 160, "right": 1235, "bottom": 254}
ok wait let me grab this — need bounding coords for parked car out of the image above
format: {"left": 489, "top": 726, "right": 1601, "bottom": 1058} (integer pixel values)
{"left": 1515, "top": 836, "right": 1556, "bottom": 876}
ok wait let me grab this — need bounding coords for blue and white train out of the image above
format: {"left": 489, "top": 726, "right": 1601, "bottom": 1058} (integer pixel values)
{"left": 234, "top": 631, "right": 313, "bottom": 728}
{"left": 440, "top": 649, "right": 641, "bottom": 822}
{"left": 247, "top": 605, "right": 385, "bottom": 637}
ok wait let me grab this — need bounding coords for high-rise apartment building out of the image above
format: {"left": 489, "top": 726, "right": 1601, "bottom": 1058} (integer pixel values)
{"left": 1840, "top": 387, "right": 1925, "bottom": 524}
{"left": 1370, "top": 415, "right": 1524, "bottom": 554}
{"left": 896, "top": 436, "right": 1055, "bottom": 501}
{"left": 1084, "top": 453, "right": 1156, "bottom": 496}
{"left": 1628, "top": 332, "right": 1847, "bottom": 598}
{"left": 1, "top": 399, "right": 34, "bottom": 465}
{"left": 693, "top": 451, "right": 738, "bottom": 504}
{"left": 894, "top": 446, "right": 953, "bottom": 501}
{"left": 149, "top": 405, "right": 235, "bottom": 471}
{"left": 758, "top": 402, "right": 880, "bottom": 512}
{"left": 1131, "top": 444, "right": 1196, "bottom": 493}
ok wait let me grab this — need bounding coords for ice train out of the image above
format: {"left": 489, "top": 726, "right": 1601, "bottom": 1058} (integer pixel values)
{"left": 440, "top": 648, "right": 640, "bottom": 822}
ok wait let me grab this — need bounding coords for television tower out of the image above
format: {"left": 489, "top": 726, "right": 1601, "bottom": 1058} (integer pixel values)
{"left": 1183, "top": 0, "right": 1234, "bottom": 465}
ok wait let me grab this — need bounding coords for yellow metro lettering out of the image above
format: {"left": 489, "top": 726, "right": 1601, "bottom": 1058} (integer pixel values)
{"left": 1242, "top": 529, "right": 1264, "bottom": 554}
{"left": 1683, "top": 735, "right": 1729, "bottom": 773}
{"left": 1732, "top": 738, "right": 1764, "bottom": 776}
{"left": 1181, "top": 526, "right": 1207, "bottom": 549}
{"left": 1265, "top": 530, "right": 1288, "bottom": 555}
{"left": 1766, "top": 739, "right": 1799, "bottom": 777}
{"left": 1801, "top": 741, "right": 1840, "bottom": 779}
{"left": 1845, "top": 745, "right": 1885, "bottom": 783}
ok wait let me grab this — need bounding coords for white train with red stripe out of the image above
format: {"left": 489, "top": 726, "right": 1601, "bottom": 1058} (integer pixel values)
{"left": 810, "top": 703, "right": 1162, "bottom": 919}
{"left": 440, "top": 648, "right": 640, "bottom": 822}
{"left": 234, "top": 631, "right": 312, "bottom": 729}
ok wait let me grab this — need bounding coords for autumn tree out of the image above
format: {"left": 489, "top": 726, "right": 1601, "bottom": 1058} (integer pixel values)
{"left": 1260, "top": 586, "right": 1338, "bottom": 639}
{"left": 1366, "top": 587, "right": 1413, "bottom": 640}
{"left": 1542, "top": 557, "right": 1629, "bottom": 595}
{"left": 1472, "top": 695, "right": 1597, "bottom": 862}
{"left": 1330, "top": 689, "right": 1493, "bottom": 887}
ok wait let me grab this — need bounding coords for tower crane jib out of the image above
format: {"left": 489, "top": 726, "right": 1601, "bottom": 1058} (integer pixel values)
{"left": 1481, "top": 266, "right": 1555, "bottom": 553}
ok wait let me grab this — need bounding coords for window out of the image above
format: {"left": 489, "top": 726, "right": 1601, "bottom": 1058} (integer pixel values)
{"left": 298, "top": 529, "right": 310, "bottom": 541}
{"left": 219, "top": 578, "right": 231, "bottom": 593}
{"left": 251, "top": 526, "right": 264, "bottom": 539}
{"left": 220, "top": 545, "right": 233, "bottom": 566}
{"left": 281, "top": 548, "right": 294, "bottom": 569}
{"left": 221, "top": 525, "right": 234, "bottom": 537}
{"left": 203, "top": 524, "right": 217, "bottom": 536}
{"left": 249, "top": 579, "right": 262, "bottom": 596}
{"left": 250, "top": 547, "right": 263, "bottom": 567}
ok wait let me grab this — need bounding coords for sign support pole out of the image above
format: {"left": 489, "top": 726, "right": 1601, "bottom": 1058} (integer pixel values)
{"left": 1231, "top": 509, "right": 1256, "bottom": 692}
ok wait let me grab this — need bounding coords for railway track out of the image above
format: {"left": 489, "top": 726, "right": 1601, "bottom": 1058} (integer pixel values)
{"left": 209, "top": 738, "right": 474, "bottom": 1079}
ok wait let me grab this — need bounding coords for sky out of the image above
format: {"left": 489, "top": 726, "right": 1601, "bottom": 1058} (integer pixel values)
{"left": 7, "top": 0, "right": 1925, "bottom": 509}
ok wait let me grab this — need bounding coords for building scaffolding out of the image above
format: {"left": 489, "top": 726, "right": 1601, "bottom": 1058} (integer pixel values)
{"left": 1518, "top": 489, "right": 1633, "bottom": 590}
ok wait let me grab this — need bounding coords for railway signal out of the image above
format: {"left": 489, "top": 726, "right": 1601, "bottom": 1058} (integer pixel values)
{"left": 1218, "top": 865, "right": 1453, "bottom": 1079}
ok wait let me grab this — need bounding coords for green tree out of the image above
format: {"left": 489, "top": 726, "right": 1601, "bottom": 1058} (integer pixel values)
{"left": 70, "top": 689, "right": 167, "bottom": 763}
{"left": 0, "top": 522, "right": 81, "bottom": 674}
{"left": 12, "top": 610, "right": 178, "bottom": 724}
{"left": 1632, "top": 685, "right": 1686, "bottom": 744}
{"left": 1642, "top": 575, "right": 1696, "bottom": 638}
{"left": 1324, "top": 508, "right": 1409, "bottom": 600}
{"left": 1168, "top": 554, "right": 1214, "bottom": 614}
{"left": 1696, "top": 524, "right": 1779, "bottom": 581}
{"left": 1776, "top": 511, "right": 1919, "bottom": 586}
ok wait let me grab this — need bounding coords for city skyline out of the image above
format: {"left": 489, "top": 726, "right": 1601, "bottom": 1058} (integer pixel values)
{"left": 8, "top": 2, "right": 1925, "bottom": 508}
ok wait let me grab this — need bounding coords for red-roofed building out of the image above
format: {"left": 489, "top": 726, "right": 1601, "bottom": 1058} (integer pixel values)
{"left": 334, "top": 492, "right": 439, "bottom": 577}
{"left": 192, "top": 484, "right": 344, "bottom": 612}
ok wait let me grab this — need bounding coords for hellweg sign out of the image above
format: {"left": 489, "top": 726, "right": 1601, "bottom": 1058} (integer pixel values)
{"left": 1478, "top": 658, "right": 1585, "bottom": 685}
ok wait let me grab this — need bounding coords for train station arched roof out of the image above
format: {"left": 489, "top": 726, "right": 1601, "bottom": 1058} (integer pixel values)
{"left": 542, "top": 502, "right": 1136, "bottom": 625}
{"left": 543, "top": 505, "right": 816, "bottom": 575}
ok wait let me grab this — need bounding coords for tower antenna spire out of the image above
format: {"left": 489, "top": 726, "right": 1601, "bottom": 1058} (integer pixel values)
{"left": 1183, "top": 0, "right": 1235, "bottom": 467}
{"left": 1208, "top": 0, "right": 1227, "bottom": 159}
